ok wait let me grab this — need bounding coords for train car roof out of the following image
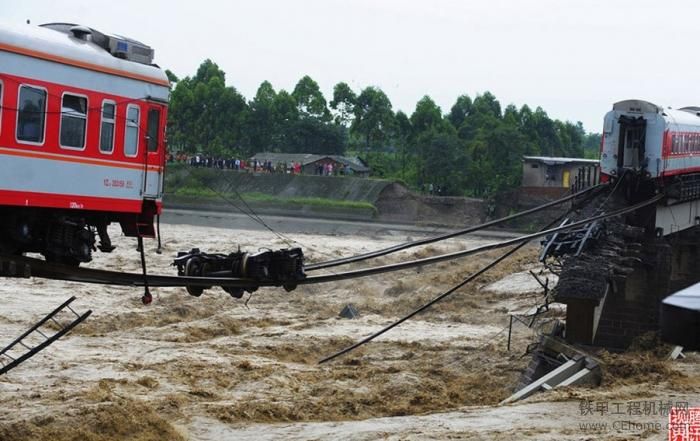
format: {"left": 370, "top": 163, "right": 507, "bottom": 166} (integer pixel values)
{"left": 0, "top": 21, "right": 169, "bottom": 87}
{"left": 612, "top": 99, "right": 700, "bottom": 127}
{"left": 664, "top": 108, "right": 700, "bottom": 126}
{"left": 613, "top": 99, "right": 662, "bottom": 114}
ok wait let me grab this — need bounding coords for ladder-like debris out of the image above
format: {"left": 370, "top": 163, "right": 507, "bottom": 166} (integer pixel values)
{"left": 0, "top": 296, "right": 91, "bottom": 375}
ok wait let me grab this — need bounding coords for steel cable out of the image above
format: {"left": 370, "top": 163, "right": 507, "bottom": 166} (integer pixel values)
{"left": 306, "top": 183, "right": 606, "bottom": 271}
{"left": 318, "top": 209, "right": 572, "bottom": 364}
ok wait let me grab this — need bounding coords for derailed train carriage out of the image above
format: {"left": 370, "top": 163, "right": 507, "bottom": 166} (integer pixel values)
{"left": 0, "top": 22, "right": 169, "bottom": 265}
{"left": 550, "top": 100, "right": 700, "bottom": 349}
{"left": 601, "top": 99, "right": 700, "bottom": 204}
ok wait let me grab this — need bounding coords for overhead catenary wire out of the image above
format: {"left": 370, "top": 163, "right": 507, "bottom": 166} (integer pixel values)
{"left": 181, "top": 168, "right": 346, "bottom": 265}
{"left": 303, "top": 193, "right": 662, "bottom": 285}
{"left": 318, "top": 207, "right": 573, "bottom": 364}
{"left": 185, "top": 169, "right": 289, "bottom": 244}
{"left": 306, "top": 183, "right": 606, "bottom": 271}
{"left": 319, "top": 178, "right": 636, "bottom": 363}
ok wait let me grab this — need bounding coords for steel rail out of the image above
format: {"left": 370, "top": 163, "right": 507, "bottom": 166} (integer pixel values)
{"left": 305, "top": 183, "right": 606, "bottom": 271}
{"left": 318, "top": 208, "right": 569, "bottom": 364}
{"left": 0, "top": 193, "right": 661, "bottom": 289}
{"left": 304, "top": 193, "right": 662, "bottom": 284}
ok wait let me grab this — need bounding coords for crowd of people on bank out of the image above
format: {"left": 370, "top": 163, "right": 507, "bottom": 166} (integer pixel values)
{"left": 167, "top": 152, "right": 448, "bottom": 195}
{"left": 167, "top": 153, "right": 351, "bottom": 176}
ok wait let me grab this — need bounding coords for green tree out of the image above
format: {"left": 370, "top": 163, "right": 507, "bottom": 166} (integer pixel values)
{"left": 167, "top": 60, "right": 248, "bottom": 154}
{"left": 247, "top": 81, "right": 278, "bottom": 153}
{"left": 471, "top": 92, "right": 502, "bottom": 118}
{"left": 330, "top": 82, "right": 356, "bottom": 126}
{"left": 583, "top": 132, "right": 602, "bottom": 159}
{"left": 194, "top": 59, "right": 225, "bottom": 84}
{"left": 448, "top": 94, "right": 473, "bottom": 129}
{"left": 410, "top": 95, "right": 443, "bottom": 135}
{"left": 408, "top": 96, "right": 468, "bottom": 192}
{"left": 351, "top": 87, "right": 395, "bottom": 156}
{"left": 394, "top": 110, "right": 412, "bottom": 180}
{"left": 164, "top": 69, "right": 179, "bottom": 83}
{"left": 283, "top": 117, "right": 347, "bottom": 154}
{"left": 457, "top": 92, "right": 502, "bottom": 141}
{"left": 292, "top": 75, "right": 331, "bottom": 121}
{"left": 271, "top": 90, "right": 299, "bottom": 150}
{"left": 416, "top": 128, "right": 467, "bottom": 195}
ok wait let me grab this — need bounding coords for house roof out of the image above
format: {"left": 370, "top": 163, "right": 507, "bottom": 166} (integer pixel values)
{"left": 251, "top": 152, "right": 370, "bottom": 172}
{"left": 523, "top": 156, "right": 600, "bottom": 166}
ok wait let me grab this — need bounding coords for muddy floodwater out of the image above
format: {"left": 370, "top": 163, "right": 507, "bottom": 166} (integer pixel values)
{"left": 0, "top": 214, "right": 698, "bottom": 440}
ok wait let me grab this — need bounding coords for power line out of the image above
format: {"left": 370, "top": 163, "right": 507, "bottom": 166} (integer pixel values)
{"left": 306, "top": 184, "right": 605, "bottom": 271}
{"left": 318, "top": 209, "right": 571, "bottom": 364}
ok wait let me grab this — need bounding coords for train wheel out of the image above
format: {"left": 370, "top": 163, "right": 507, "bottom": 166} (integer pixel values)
{"left": 223, "top": 286, "right": 244, "bottom": 298}
{"left": 185, "top": 258, "right": 204, "bottom": 297}
{"left": 200, "top": 262, "right": 213, "bottom": 290}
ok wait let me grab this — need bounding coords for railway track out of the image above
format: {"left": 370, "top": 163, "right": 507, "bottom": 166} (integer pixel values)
{"left": 0, "top": 192, "right": 663, "bottom": 292}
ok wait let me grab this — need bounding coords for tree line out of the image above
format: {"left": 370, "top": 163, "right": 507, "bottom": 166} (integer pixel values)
{"left": 167, "top": 59, "right": 601, "bottom": 196}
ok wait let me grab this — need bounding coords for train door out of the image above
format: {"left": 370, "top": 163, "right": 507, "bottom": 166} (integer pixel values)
{"left": 142, "top": 103, "right": 165, "bottom": 198}
{"left": 617, "top": 115, "right": 647, "bottom": 171}
{"left": 562, "top": 170, "right": 570, "bottom": 188}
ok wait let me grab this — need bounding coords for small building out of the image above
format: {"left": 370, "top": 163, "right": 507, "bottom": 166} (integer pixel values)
{"left": 251, "top": 153, "right": 370, "bottom": 177}
{"left": 522, "top": 156, "right": 600, "bottom": 190}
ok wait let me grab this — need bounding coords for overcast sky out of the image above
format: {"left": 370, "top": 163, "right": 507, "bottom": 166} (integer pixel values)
{"left": 5, "top": 0, "right": 700, "bottom": 132}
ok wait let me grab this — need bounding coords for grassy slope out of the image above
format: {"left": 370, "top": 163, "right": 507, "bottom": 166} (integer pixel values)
{"left": 164, "top": 165, "right": 380, "bottom": 214}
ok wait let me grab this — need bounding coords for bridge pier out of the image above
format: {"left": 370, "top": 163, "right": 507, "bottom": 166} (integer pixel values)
{"left": 560, "top": 229, "right": 700, "bottom": 349}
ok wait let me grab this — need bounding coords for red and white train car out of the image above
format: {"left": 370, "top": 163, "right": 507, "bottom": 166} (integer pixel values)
{"left": 600, "top": 100, "right": 700, "bottom": 180}
{"left": 600, "top": 100, "right": 700, "bottom": 235}
{"left": 0, "top": 22, "right": 169, "bottom": 264}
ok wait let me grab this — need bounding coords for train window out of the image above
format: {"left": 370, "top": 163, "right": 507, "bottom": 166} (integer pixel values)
{"left": 146, "top": 108, "right": 160, "bottom": 152}
{"left": 0, "top": 81, "right": 3, "bottom": 135}
{"left": 99, "top": 101, "right": 116, "bottom": 153}
{"left": 60, "top": 94, "right": 88, "bottom": 149}
{"left": 16, "top": 85, "right": 47, "bottom": 144}
{"left": 125, "top": 105, "right": 139, "bottom": 157}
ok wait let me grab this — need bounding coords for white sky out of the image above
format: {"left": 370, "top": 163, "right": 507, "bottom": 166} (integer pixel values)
{"left": 5, "top": 0, "right": 700, "bottom": 132}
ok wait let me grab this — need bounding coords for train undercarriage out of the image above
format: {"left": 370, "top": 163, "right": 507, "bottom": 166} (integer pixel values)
{"left": 0, "top": 197, "right": 160, "bottom": 268}
{"left": 0, "top": 207, "right": 119, "bottom": 266}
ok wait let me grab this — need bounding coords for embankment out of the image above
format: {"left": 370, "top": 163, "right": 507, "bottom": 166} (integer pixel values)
{"left": 164, "top": 166, "right": 486, "bottom": 226}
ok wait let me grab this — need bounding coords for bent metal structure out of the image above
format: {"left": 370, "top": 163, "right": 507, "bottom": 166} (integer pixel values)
{"left": 549, "top": 99, "right": 700, "bottom": 348}
{"left": 0, "top": 22, "right": 169, "bottom": 264}
{"left": 0, "top": 22, "right": 694, "bottom": 362}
